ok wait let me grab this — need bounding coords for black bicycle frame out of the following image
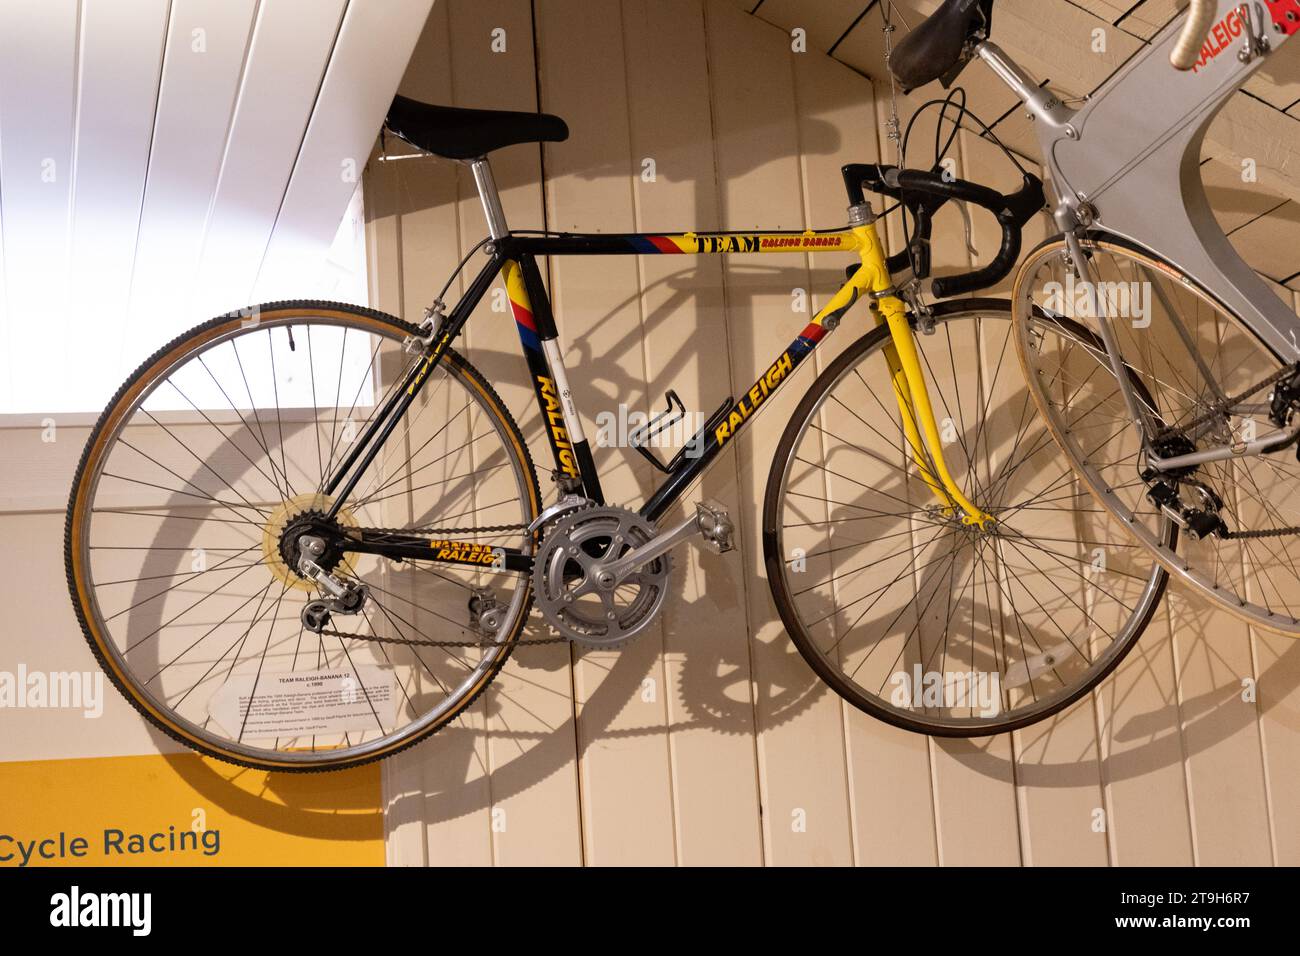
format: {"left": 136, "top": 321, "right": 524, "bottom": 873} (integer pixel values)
{"left": 322, "top": 226, "right": 868, "bottom": 571}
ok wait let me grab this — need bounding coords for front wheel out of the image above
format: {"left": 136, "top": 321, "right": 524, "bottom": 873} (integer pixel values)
{"left": 763, "top": 299, "right": 1170, "bottom": 736}
{"left": 66, "top": 301, "right": 541, "bottom": 771}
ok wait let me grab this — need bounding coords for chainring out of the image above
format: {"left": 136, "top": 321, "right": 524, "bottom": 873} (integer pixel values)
{"left": 532, "top": 504, "right": 672, "bottom": 649}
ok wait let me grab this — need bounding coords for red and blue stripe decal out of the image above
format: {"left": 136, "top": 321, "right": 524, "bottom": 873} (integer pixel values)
{"left": 509, "top": 298, "right": 542, "bottom": 352}
{"left": 794, "top": 322, "right": 827, "bottom": 355}
{"left": 628, "top": 235, "right": 685, "bottom": 254}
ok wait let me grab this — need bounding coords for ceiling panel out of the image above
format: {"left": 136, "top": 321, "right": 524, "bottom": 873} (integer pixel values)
{"left": 191, "top": 0, "right": 349, "bottom": 317}
{"left": 68, "top": 0, "right": 171, "bottom": 409}
{"left": 120, "top": 0, "right": 259, "bottom": 368}
{"left": 0, "top": 0, "right": 435, "bottom": 415}
{"left": 254, "top": 0, "right": 436, "bottom": 302}
{"left": 0, "top": 0, "right": 79, "bottom": 411}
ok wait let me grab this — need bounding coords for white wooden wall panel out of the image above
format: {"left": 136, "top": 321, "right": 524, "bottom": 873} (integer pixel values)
{"left": 363, "top": 0, "right": 1300, "bottom": 866}
{"left": 623, "top": 0, "right": 765, "bottom": 866}
{"left": 0, "top": 0, "right": 1283, "bottom": 866}
{"left": 536, "top": 0, "right": 680, "bottom": 867}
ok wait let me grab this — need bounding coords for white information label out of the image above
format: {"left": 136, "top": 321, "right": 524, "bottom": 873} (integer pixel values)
{"left": 207, "top": 667, "right": 396, "bottom": 740}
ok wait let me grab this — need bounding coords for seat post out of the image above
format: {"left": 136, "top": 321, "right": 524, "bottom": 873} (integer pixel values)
{"left": 469, "top": 157, "right": 510, "bottom": 239}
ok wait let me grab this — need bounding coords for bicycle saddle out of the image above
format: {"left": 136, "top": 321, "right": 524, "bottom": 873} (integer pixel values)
{"left": 385, "top": 95, "right": 569, "bottom": 160}
{"left": 889, "top": 0, "right": 994, "bottom": 92}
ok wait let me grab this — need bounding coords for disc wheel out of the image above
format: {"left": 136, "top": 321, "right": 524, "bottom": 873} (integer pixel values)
{"left": 66, "top": 301, "right": 540, "bottom": 771}
{"left": 763, "top": 299, "right": 1169, "bottom": 736}
{"left": 1014, "top": 235, "right": 1300, "bottom": 635}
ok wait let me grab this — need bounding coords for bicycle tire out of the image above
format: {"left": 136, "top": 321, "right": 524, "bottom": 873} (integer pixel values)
{"left": 66, "top": 301, "right": 541, "bottom": 772}
{"left": 763, "top": 298, "right": 1170, "bottom": 736}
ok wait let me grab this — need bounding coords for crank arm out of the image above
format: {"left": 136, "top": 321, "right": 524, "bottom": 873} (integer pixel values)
{"left": 595, "top": 500, "right": 734, "bottom": 584}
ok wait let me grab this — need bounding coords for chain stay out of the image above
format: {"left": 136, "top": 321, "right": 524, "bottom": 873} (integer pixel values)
{"left": 323, "top": 520, "right": 558, "bottom": 647}
{"left": 1153, "top": 363, "right": 1300, "bottom": 539}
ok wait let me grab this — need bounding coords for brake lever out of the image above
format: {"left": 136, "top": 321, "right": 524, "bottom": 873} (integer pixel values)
{"left": 953, "top": 200, "right": 980, "bottom": 259}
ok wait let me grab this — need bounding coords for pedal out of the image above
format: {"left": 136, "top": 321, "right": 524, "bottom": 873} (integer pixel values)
{"left": 696, "top": 500, "right": 735, "bottom": 554}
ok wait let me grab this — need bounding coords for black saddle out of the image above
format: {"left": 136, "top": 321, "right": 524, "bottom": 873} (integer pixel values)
{"left": 890, "top": 0, "right": 994, "bottom": 92}
{"left": 385, "top": 95, "right": 569, "bottom": 160}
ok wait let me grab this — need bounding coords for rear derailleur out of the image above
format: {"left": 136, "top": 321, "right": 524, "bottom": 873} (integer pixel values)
{"left": 1140, "top": 434, "right": 1226, "bottom": 540}
{"left": 296, "top": 534, "right": 369, "bottom": 633}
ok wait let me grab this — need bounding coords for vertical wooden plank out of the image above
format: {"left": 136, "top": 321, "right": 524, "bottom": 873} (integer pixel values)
{"left": 1252, "top": 290, "right": 1300, "bottom": 865}
{"left": 1095, "top": 614, "right": 1196, "bottom": 865}
{"left": 881, "top": 117, "right": 1024, "bottom": 867}
{"left": 795, "top": 51, "right": 940, "bottom": 865}
{"left": 948, "top": 130, "right": 1108, "bottom": 865}
{"left": 367, "top": 1, "right": 495, "bottom": 868}
{"left": 621, "top": 0, "right": 765, "bottom": 866}
{"left": 535, "top": 0, "right": 680, "bottom": 867}
{"left": 1167, "top": 589, "right": 1274, "bottom": 864}
{"left": 705, "top": 0, "right": 855, "bottom": 865}
{"left": 448, "top": 0, "right": 584, "bottom": 868}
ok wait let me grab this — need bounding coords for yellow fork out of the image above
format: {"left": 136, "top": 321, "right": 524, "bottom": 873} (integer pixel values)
{"left": 850, "top": 222, "right": 994, "bottom": 530}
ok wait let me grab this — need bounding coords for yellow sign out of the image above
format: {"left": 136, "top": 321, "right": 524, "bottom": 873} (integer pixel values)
{"left": 0, "top": 752, "right": 384, "bottom": 867}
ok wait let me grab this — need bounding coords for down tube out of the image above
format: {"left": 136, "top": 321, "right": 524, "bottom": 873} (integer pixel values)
{"left": 639, "top": 298, "right": 857, "bottom": 523}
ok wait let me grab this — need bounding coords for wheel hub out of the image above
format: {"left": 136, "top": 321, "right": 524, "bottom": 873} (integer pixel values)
{"left": 261, "top": 492, "right": 358, "bottom": 592}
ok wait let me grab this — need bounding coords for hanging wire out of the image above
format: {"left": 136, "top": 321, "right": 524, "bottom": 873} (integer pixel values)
{"left": 875, "top": 1, "right": 1028, "bottom": 281}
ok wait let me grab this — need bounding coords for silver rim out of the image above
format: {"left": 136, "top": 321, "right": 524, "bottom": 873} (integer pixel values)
{"left": 771, "top": 306, "right": 1168, "bottom": 732}
{"left": 1015, "top": 240, "right": 1300, "bottom": 636}
{"left": 73, "top": 309, "right": 535, "bottom": 766}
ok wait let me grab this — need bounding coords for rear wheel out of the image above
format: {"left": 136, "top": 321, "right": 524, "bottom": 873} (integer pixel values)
{"left": 66, "top": 301, "right": 540, "bottom": 771}
{"left": 1014, "top": 236, "right": 1300, "bottom": 635}
{"left": 763, "top": 299, "right": 1170, "bottom": 736}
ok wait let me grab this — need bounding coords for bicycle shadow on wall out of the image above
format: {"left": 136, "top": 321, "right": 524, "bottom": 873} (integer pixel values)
{"left": 122, "top": 10, "right": 1300, "bottom": 830}
{"left": 103, "top": 265, "right": 1300, "bottom": 832}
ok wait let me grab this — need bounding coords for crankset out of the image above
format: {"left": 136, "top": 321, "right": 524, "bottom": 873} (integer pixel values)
{"left": 533, "top": 500, "right": 734, "bottom": 648}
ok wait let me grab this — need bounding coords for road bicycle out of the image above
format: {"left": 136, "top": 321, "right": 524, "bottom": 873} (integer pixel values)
{"left": 64, "top": 0, "right": 1262, "bottom": 771}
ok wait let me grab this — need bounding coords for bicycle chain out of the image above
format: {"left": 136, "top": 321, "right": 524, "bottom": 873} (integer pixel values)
{"left": 1152, "top": 364, "right": 1300, "bottom": 539}
{"left": 322, "top": 520, "right": 567, "bottom": 647}
{"left": 1153, "top": 363, "right": 1293, "bottom": 441}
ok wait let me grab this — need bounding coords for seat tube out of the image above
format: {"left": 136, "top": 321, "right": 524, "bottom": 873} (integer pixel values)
{"left": 508, "top": 254, "right": 605, "bottom": 503}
